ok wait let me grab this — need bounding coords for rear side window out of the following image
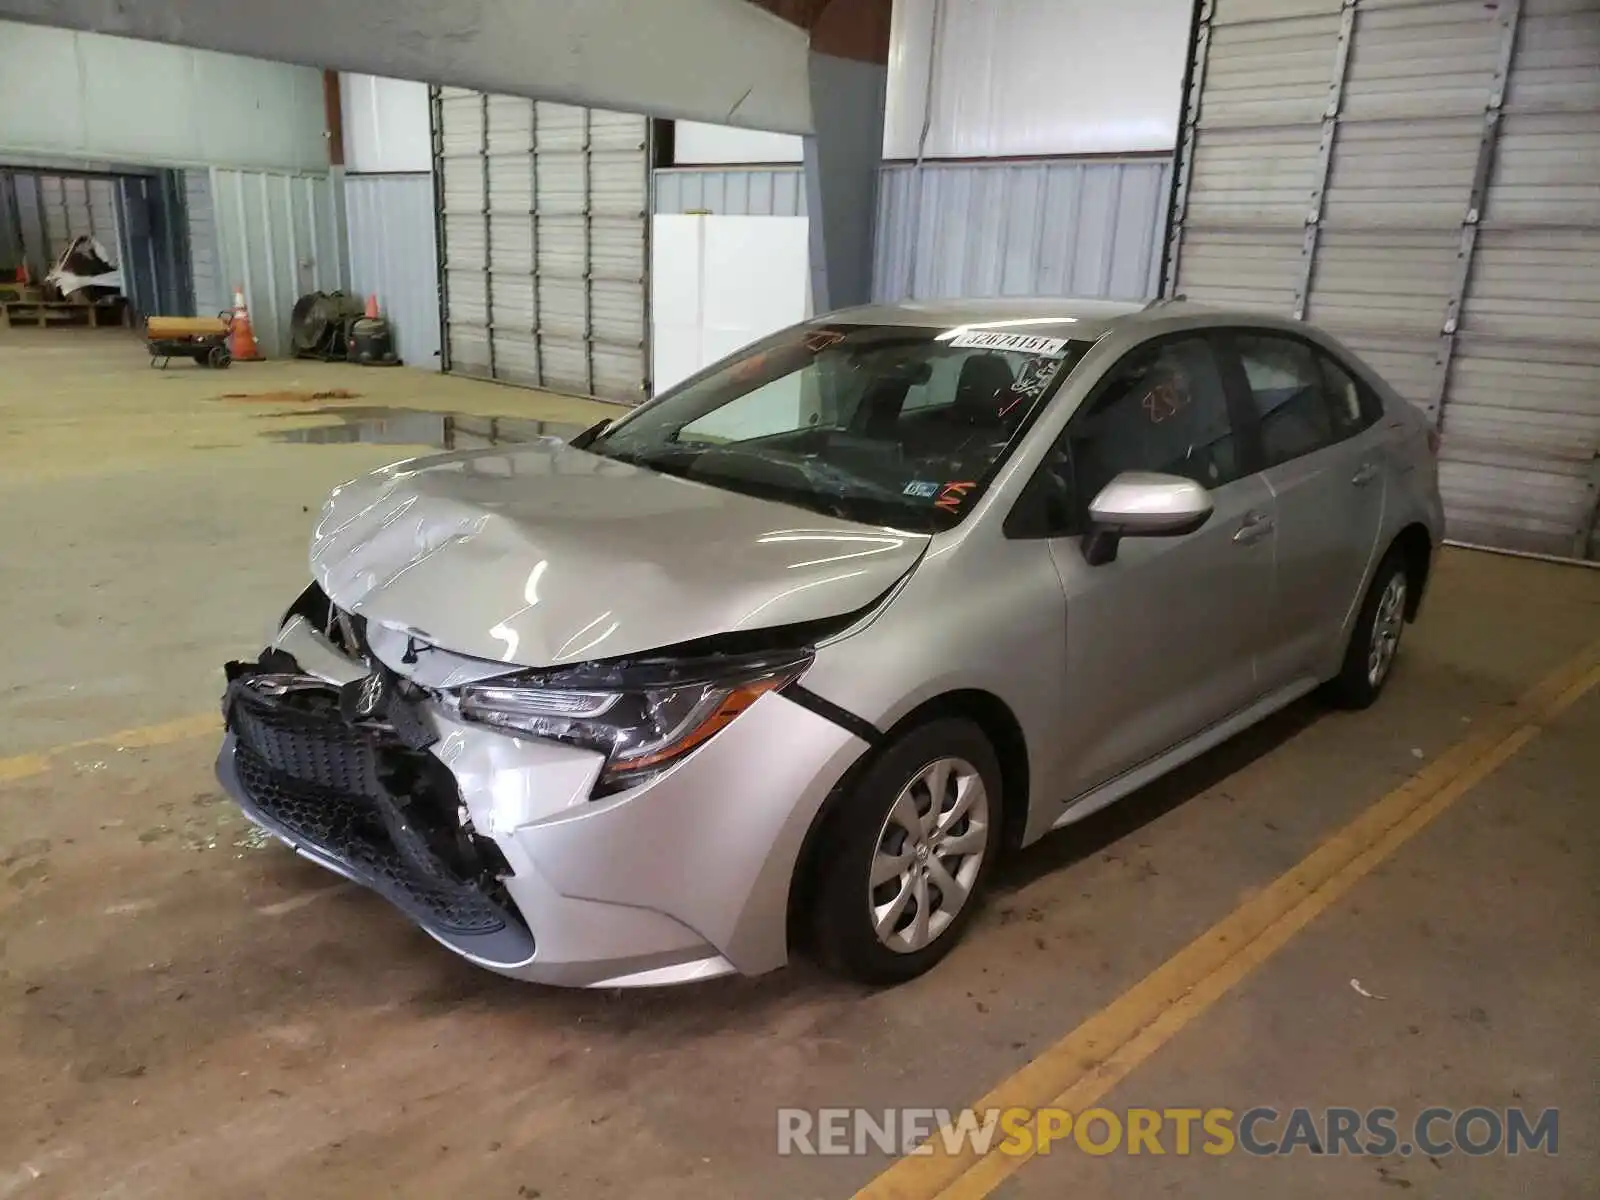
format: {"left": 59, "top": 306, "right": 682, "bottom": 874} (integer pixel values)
{"left": 1235, "top": 334, "right": 1375, "bottom": 467}
{"left": 1318, "top": 353, "right": 1381, "bottom": 435}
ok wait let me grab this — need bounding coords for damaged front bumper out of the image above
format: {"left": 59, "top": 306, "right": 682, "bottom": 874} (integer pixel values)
{"left": 218, "top": 672, "right": 538, "bottom": 968}
{"left": 215, "top": 616, "right": 869, "bottom": 988}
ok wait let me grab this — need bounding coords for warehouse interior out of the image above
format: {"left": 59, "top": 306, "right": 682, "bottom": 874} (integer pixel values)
{"left": 0, "top": 0, "right": 1596, "bottom": 1196}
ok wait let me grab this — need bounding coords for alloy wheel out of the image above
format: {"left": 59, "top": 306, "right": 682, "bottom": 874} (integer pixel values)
{"left": 1367, "top": 573, "right": 1408, "bottom": 688}
{"left": 868, "top": 757, "right": 991, "bottom": 954}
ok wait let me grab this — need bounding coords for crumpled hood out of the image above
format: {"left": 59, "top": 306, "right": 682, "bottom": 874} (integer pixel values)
{"left": 310, "top": 441, "right": 928, "bottom": 668}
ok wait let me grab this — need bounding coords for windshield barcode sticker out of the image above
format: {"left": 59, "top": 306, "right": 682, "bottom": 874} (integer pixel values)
{"left": 946, "top": 330, "right": 1070, "bottom": 356}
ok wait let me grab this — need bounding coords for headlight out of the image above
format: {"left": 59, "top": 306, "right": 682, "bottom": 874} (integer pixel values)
{"left": 455, "top": 652, "right": 811, "bottom": 792}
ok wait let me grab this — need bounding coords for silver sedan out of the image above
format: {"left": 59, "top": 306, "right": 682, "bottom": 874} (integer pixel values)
{"left": 215, "top": 298, "right": 1444, "bottom": 986}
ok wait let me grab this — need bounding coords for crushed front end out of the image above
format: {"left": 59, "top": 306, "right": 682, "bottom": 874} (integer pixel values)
{"left": 219, "top": 648, "right": 537, "bottom": 969}
{"left": 213, "top": 584, "right": 872, "bottom": 987}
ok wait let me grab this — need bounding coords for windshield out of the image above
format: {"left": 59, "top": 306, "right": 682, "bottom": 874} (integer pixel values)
{"left": 588, "top": 323, "right": 1092, "bottom": 532}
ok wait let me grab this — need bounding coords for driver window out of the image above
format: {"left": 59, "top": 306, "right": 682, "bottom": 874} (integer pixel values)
{"left": 1010, "top": 338, "right": 1237, "bottom": 539}
{"left": 1067, "top": 337, "right": 1239, "bottom": 511}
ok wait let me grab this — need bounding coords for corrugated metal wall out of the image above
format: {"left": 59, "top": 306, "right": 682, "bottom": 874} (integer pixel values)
{"left": 1168, "top": 0, "right": 1600, "bottom": 561}
{"left": 184, "top": 168, "right": 344, "bottom": 358}
{"left": 345, "top": 174, "right": 442, "bottom": 369}
{"left": 341, "top": 74, "right": 434, "bottom": 174}
{"left": 873, "top": 157, "right": 1172, "bottom": 304}
{"left": 653, "top": 168, "right": 807, "bottom": 216}
{"left": 883, "top": 0, "right": 1193, "bottom": 158}
{"left": 185, "top": 170, "right": 222, "bottom": 316}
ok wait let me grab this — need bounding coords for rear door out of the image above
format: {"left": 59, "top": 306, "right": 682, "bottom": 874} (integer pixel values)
{"left": 1220, "top": 331, "right": 1388, "bottom": 686}
{"left": 1038, "top": 334, "right": 1277, "bottom": 802}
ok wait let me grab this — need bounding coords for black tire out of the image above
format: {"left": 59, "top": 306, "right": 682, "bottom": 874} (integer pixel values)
{"left": 811, "top": 718, "right": 1003, "bottom": 985}
{"left": 1325, "top": 548, "right": 1410, "bottom": 710}
{"left": 208, "top": 345, "right": 232, "bottom": 369}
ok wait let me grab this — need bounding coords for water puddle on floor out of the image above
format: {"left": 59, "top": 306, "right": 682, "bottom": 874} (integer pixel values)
{"left": 257, "top": 406, "right": 589, "bottom": 449}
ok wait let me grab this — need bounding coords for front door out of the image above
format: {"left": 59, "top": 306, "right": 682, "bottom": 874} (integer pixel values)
{"left": 1040, "top": 334, "right": 1276, "bottom": 803}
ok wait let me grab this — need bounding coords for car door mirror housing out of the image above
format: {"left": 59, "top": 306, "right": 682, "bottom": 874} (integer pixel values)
{"left": 1082, "top": 472, "right": 1214, "bottom": 565}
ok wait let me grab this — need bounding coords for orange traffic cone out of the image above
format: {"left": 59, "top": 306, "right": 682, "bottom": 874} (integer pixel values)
{"left": 16, "top": 263, "right": 30, "bottom": 285}
{"left": 228, "top": 286, "right": 262, "bottom": 362}
{"left": 364, "top": 293, "right": 380, "bottom": 319}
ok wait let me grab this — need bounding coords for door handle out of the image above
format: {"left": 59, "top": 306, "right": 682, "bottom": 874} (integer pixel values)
{"left": 1351, "top": 462, "right": 1380, "bottom": 487}
{"left": 1233, "top": 512, "right": 1274, "bottom": 545}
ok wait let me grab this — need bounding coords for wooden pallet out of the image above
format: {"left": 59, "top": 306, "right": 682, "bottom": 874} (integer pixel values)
{"left": 2, "top": 298, "right": 127, "bottom": 329}
{"left": 0, "top": 282, "right": 42, "bottom": 306}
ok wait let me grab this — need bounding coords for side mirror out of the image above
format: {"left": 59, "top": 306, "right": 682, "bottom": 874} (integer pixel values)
{"left": 568, "top": 418, "right": 612, "bottom": 449}
{"left": 1082, "top": 471, "right": 1213, "bottom": 566}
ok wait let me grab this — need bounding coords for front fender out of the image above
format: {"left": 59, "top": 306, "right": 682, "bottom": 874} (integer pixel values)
{"left": 799, "top": 534, "right": 1070, "bottom": 845}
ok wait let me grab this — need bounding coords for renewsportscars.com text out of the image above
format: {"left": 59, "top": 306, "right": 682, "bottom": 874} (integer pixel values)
{"left": 776, "top": 1105, "right": 1559, "bottom": 1159}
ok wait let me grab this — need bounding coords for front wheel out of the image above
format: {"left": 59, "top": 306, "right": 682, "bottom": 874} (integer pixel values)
{"left": 1326, "top": 550, "right": 1409, "bottom": 709}
{"left": 810, "top": 718, "right": 1002, "bottom": 985}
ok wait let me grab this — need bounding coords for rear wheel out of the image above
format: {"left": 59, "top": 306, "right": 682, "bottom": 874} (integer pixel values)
{"left": 1326, "top": 550, "right": 1409, "bottom": 709}
{"left": 207, "top": 345, "right": 232, "bottom": 369}
{"left": 811, "top": 719, "right": 1002, "bottom": 985}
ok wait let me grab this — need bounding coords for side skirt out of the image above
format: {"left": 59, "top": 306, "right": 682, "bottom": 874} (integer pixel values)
{"left": 1048, "top": 677, "right": 1323, "bottom": 833}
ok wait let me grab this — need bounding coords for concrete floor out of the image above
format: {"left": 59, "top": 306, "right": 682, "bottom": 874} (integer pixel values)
{"left": 1, "top": 325, "right": 1596, "bottom": 1199}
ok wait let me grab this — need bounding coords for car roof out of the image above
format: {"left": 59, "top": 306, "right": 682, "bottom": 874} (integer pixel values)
{"left": 819, "top": 297, "right": 1276, "bottom": 342}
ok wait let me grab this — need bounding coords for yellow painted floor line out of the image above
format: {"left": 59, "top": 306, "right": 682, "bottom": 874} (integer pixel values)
{"left": 857, "top": 638, "right": 1600, "bottom": 1200}
{"left": 0, "top": 712, "right": 218, "bottom": 784}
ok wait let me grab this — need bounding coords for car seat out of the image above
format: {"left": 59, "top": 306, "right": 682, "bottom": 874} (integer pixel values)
{"left": 950, "top": 354, "right": 1017, "bottom": 429}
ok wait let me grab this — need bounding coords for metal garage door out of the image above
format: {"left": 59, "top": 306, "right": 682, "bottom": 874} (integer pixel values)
{"left": 39, "top": 175, "right": 120, "bottom": 259}
{"left": 21, "top": 174, "right": 121, "bottom": 264}
{"left": 434, "top": 87, "right": 651, "bottom": 403}
{"left": 1166, "top": 0, "right": 1600, "bottom": 560}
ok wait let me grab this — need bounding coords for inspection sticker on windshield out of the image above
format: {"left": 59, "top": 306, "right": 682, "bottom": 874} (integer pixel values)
{"left": 947, "top": 330, "right": 1069, "bottom": 356}
{"left": 903, "top": 480, "right": 940, "bottom": 498}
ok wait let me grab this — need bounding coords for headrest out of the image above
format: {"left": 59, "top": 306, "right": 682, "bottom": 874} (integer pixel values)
{"left": 953, "top": 354, "right": 1016, "bottom": 424}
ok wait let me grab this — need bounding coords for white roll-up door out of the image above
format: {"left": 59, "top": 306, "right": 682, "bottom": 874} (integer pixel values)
{"left": 435, "top": 86, "right": 651, "bottom": 403}
{"left": 1167, "top": 0, "right": 1600, "bottom": 560}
